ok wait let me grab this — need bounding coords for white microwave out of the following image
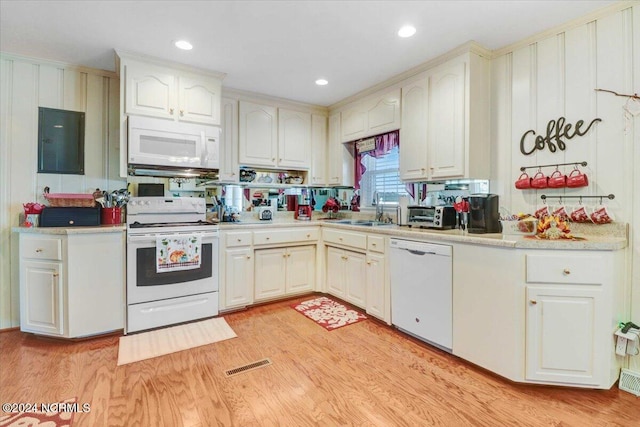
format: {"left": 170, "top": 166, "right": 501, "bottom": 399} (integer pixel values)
{"left": 128, "top": 116, "right": 219, "bottom": 170}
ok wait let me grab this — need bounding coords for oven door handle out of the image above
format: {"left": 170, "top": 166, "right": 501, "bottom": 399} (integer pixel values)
{"left": 127, "top": 232, "right": 219, "bottom": 243}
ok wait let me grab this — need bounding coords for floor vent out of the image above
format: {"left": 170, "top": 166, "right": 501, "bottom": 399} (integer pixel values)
{"left": 224, "top": 358, "right": 272, "bottom": 377}
{"left": 619, "top": 369, "right": 640, "bottom": 396}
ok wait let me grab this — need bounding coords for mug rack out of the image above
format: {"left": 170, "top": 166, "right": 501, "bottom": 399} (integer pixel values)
{"left": 520, "top": 161, "right": 587, "bottom": 172}
{"left": 541, "top": 194, "right": 615, "bottom": 204}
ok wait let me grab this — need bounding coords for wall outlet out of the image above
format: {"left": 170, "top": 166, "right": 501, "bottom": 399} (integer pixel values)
{"left": 616, "top": 335, "right": 628, "bottom": 356}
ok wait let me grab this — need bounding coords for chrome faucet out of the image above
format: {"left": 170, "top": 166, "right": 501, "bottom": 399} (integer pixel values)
{"left": 375, "top": 192, "right": 384, "bottom": 222}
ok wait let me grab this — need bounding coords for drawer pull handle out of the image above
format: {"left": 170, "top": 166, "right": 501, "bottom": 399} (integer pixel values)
{"left": 306, "top": 234, "right": 311, "bottom": 238}
{"left": 266, "top": 237, "right": 270, "bottom": 240}
{"left": 35, "top": 248, "right": 43, "bottom": 253}
{"left": 563, "top": 269, "right": 571, "bottom": 276}
{"left": 530, "top": 300, "right": 537, "bottom": 305}
{"left": 372, "top": 243, "right": 377, "bottom": 246}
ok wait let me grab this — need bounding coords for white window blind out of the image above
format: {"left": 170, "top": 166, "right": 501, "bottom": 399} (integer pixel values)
{"left": 360, "top": 146, "right": 407, "bottom": 208}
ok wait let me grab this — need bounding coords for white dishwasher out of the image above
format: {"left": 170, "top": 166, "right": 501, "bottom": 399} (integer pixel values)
{"left": 390, "top": 239, "right": 453, "bottom": 351}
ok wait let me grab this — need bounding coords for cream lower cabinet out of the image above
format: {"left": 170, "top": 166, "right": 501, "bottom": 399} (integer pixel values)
{"left": 222, "top": 231, "right": 254, "bottom": 310}
{"left": 323, "top": 229, "right": 389, "bottom": 323}
{"left": 254, "top": 245, "right": 315, "bottom": 302}
{"left": 325, "top": 247, "right": 366, "bottom": 307}
{"left": 524, "top": 252, "right": 621, "bottom": 388}
{"left": 18, "top": 231, "right": 125, "bottom": 338}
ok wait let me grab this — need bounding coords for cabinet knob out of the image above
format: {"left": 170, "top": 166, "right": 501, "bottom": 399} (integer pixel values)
{"left": 372, "top": 243, "right": 377, "bottom": 247}
{"left": 530, "top": 300, "right": 537, "bottom": 305}
{"left": 279, "top": 158, "right": 282, "bottom": 162}
{"left": 341, "top": 255, "right": 348, "bottom": 260}
{"left": 231, "top": 172, "right": 236, "bottom": 176}
{"left": 180, "top": 109, "right": 184, "bottom": 117}
{"left": 237, "top": 238, "right": 242, "bottom": 242}
{"left": 283, "top": 253, "right": 287, "bottom": 258}
{"left": 272, "top": 158, "right": 276, "bottom": 162}
{"left": 287, "top": 253, "right": 291, "bottom": 258}
{"left": 35, "top": 248, "right": 43, "bottom": 253}
{"left": 266, "top": 237, "right": 270, "bottom": 240}
{"left": 563, "top": 269, "right": 571, "bottom": 275}
{"left": 53, "top": 272, "right": 59, "bottom": 277}
{"left": 306, "top": 234, "right": 311, "bottom": 238}
{"left": 246, "top": 255, "right": 251, "bottom": 260}
{"left": 339, "top": 237, "right": 343, "bottom": 241}
{"left": 366, "top": 260, "right": 372, "bottom": 265}
{"left": 170, "top": 108, "right": 174, "bottom": 115}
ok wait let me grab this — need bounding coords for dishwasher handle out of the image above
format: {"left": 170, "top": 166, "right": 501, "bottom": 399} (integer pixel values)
{"left": 406, "top": 249, "right": 437, "bottom": 256}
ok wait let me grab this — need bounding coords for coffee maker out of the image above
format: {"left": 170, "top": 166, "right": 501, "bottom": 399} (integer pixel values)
{"left": 468, "top": 194, "right": 501, "bottom": 234}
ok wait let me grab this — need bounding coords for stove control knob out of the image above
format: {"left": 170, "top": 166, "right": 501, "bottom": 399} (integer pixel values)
{"left": 129, "top": 200, "right": 136, "bottom": 206}
{"left": 144, "top": 200, "right": 151, "bottom": 205}
{"left": 435, "top": 220, "right": 440, "bottom": 226}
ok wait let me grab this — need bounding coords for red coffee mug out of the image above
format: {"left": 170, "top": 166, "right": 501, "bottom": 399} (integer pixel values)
{"left": 548, "top": 170, "right": 567, "bottom": 188}
{"left": 569, "top": 205, "right": 590, "bottom": 223}
{"left": 530, "top": 171, "right": 548, "bottom": 189}
{"left": 566, "top": 169, "right": 589, "bottom": 188}
{"left": 514, "top": 172, "right": 531, "bottom": 190}
{"left": 534, "top": 205, "right": 550, "bottom": 220}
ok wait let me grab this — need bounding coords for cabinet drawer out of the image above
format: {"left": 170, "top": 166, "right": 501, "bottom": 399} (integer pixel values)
{"left": 20, "top": 236, "right": 63, "bottom": 261}
{"left": 225, "top": 232, "right": 252, "bottom": 247}
{"left": 526, "top": 254, "right": 604, "bottom": 284}
{"left": 367, "top": 235, "right": 385, "bottom": 253}
{"left": 253, "top": 228, "right": 319, "bottom": 246}
{"left": 323, "top": 228, "right": 367, "bottom": 250}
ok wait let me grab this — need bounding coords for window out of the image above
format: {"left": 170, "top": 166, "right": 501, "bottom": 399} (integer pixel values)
{"left": 359, "top": 146, "right": 407, "bottom": 208}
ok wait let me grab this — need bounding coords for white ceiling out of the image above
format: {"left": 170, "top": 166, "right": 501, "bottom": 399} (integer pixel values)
{"left": 0, "top": 0, "right": 618, "bottom": 107}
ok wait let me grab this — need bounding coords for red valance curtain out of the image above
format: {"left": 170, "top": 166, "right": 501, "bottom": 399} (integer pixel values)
{"left": 354, "top": 130, "right": 399, "bottom": 190}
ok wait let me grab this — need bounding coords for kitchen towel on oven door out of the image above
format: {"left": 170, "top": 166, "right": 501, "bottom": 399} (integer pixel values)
{"left": 156, "top": 234, "right": 202, "bottom": 273}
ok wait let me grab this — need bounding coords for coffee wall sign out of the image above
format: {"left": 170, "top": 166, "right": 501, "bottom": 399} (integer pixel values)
{"left": 520, "top": 117, "right": 602, "bottom": 155}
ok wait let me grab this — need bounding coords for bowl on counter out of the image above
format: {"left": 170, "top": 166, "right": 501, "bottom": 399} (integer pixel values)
{"left": 500, "top": 218, "right": 538, "bottom": 236}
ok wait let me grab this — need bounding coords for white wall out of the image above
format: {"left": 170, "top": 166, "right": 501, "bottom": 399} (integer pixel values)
{"left": 490, "top": 5, "right": 639, "bottom": 371}
{"left": 0, "top": 54, "right": 124, "bottom": 328}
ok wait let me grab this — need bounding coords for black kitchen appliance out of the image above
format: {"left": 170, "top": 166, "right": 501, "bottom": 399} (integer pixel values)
{"left": 468, "top": 194, "right": 501, "bottom": 234}
{"left": 138, "top": 183, "right": 164, "bottom": 197}
{"left": 40, "top": 206, "right": 101, "bottom": 227}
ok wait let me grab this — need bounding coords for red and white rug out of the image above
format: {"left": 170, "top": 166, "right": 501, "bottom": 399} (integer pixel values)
{"left": 291, "top": 296, "right": 367, "bottom": 330}
{"left": 0, "top": 398, "right": 77, "bottom": 427}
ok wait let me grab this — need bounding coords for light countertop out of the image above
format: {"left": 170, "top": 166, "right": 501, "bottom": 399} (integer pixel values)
{"left": 12, "top": 225, "right": 126, "bottom": 235}
{"left": 219, "top": 219, "right": 628, "bottom": 251}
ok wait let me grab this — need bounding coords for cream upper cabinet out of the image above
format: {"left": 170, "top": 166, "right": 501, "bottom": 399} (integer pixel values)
{"left": 327, "top": 113, "right": 354, "bottom": 187}
{"left": 121, "top": 56, "right": 222, "bottom": 125}
{"left": 278, "top": 108, "right": 311, "bottom": 169}
{"left": 400, "top": 76, "right": 429, "bottom": 181}
{"left": 340, "top": 88, "right": 401, "bottom": 143}
{"left": 238, "top": 101, "right": 278, "bottom": 167}
{"left": 310, "top": 114, "right": 328, "bottom": 185}
{"left": 399, "top": 51, "right": 490, "bottom": 181}
{"left": 219, "top": 97, "right": 239, "bottom": 183}
{"left": 428, "top": 60, "right": 466, "bottom": 179}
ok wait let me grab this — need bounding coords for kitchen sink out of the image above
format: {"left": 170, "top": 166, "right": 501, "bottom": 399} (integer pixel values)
{"left": 333, "top": 219, "right": 394, "bottom": 227}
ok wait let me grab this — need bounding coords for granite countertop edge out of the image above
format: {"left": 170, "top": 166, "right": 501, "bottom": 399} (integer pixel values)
{"left": 12, "top": 225, "right": 126, "bottom": 235}
{"left": 219, "top": 220, "right": 627, "bottom": 251}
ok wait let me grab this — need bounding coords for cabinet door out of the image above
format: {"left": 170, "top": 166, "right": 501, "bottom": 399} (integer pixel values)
{"left": 428, "top": 61, "right": 466, "bottom": 179}
{"left": 238, "top": 101, "right": 278, "bottom": 167}
{"left": 20, "top": 261, "right": 64, "bottom": 335}
{"left": 400, "top": 78, "right": 430, "bottom": 181}
{"left": 278, "top": 108, "right": 311, "bottom": 169}
{"left": 178, "top": 75, "right": 221, "bottom": 125}
{"left": 526, "top": 286, "right": 604, "bottom": 385}
{"left": 124, "top": 60, "right": 175, "bottom": 119}
{"left": 224, "top": 248, "right": 254, "bottom": 308}
{"left": 254, "top": 248, "right": 287, "bottom": 301}
{"left": 366, "top": 88, "right": 401, "bottom": 136}
{"left": 326, "top": 246, "right": 346, "bottom": 298}
{"left": 344, "top": 251, "right": 367, "bottom": 309}
{"left": 286, "top": 245, "right": 315, "bottom": 294}
{"left": 219, "top": 97, "right": 239, "bottom": 182}
{"left": 327, "top": 113, "right": 353, "bottom": 186}
{"left": 310, "top": 114, "right": 327, "bottom": 185}
{"left": 365, "top": 253, "right": 386, "bottom": 321}
{"left": 341, "top": 104, "right": 366, "bottom": 142}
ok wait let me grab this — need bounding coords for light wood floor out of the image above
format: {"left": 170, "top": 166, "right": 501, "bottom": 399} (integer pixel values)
{"left": 1, "top": 297, "right": 638, "bottom": 426}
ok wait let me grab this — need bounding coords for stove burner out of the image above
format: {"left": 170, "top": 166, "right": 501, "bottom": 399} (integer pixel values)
{"left": 129, "top": 220, "right": 213, "bottom": 228}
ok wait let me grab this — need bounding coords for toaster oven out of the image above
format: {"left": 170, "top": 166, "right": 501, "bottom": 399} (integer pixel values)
{"left": 407, "top": 206, "right": 457, "bottom": 229}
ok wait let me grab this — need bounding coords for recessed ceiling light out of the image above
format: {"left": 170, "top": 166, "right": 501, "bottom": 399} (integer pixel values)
{"left": 175, "top": 40, "right": 193, "bottom": 50}
{"left": 315, "top": 79, "right": 328, "bottom": 86}
{"left": 398, "top": 25, "right": 416, "bottom": 38}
